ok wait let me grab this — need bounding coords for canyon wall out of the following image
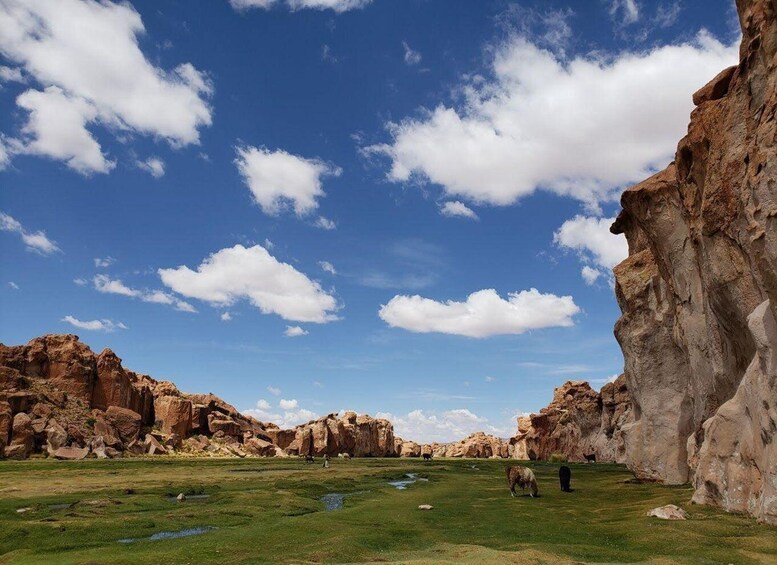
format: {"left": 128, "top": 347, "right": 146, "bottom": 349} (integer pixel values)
{"left": 610, "top": 0, "right": 777, "bottom": 522}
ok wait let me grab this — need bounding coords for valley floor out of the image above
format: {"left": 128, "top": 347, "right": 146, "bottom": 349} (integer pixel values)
{"left": 0, "top": 458, "right": 774, "bottom": 564}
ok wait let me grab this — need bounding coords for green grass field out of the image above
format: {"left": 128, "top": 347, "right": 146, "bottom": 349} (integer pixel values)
{"left": 0, "top": 457, "right": 774, "bottom": 564}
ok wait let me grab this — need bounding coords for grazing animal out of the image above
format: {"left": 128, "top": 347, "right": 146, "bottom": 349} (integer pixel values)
{"left": 506, "top": 466, "right": 539, "bottom": 498}
{"left": 559, "top": 465, "right": 572, "bottom": 492}
{"left": 422, "top": 453, "right": 432, "bottom": 461}
{"left": 584, "top": 453, "right": 597, "bottom": 463}
{"left": 322, "top": 455, "right": 330, "bottom": 468}
{"left": 305, "top": 455, "right": 315, "bottom": 463}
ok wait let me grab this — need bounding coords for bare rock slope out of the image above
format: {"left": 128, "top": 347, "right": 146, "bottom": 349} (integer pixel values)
{"left": 610, "top": 0, "right": 777, "bottom": 523}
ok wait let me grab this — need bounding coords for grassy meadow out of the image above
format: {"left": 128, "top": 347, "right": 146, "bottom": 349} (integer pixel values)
{"left": 0, "top": 457, "right": 775, "bottom": 564}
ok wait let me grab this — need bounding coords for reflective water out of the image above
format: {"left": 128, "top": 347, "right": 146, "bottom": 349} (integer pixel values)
{"left": 118, "top": 527, "right": 213, "bottom": 543}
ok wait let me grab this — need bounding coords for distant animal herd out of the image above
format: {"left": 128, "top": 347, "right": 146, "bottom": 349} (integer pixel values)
{"left": 303, "top": 451, "right": 588, "bottom": 498}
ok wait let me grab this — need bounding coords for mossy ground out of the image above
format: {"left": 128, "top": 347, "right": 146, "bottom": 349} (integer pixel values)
{"left": 0, "top": 458, "right": 774, "bottom": 564}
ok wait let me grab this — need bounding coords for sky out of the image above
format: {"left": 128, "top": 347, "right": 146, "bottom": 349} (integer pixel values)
{"left": 0, "top": 0, "right": 740, "bottom": 442}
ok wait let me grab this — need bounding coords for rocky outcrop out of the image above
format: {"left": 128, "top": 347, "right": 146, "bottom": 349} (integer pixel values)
{"left": 0, "top": 334, "right": 277, "bottom": 459}
{"left": 610, "top": 0, "right": 777, "bottom": 521}
{"left": 511, "top": 379, "right": 632, "bottom": 463}
{"left": 281, "top": 412, "right": 397, "bottom": 457}
{"left": 431, "top": 432, "right": 511, "bottom": 458}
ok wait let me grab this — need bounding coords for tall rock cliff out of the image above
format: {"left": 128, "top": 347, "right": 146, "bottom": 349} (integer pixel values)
{"left": 611, "top": 0, "right": 777, "bottom": 522}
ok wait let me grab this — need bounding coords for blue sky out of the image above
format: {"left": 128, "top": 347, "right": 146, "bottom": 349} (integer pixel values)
{"left": 0, "top": 0, "right": 739, "bottom": 442}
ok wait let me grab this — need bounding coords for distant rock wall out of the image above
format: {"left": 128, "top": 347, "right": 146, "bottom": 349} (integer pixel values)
{"left": 0, "top": 334, "right": 277, "bottom": 459}
{"left": 610, "top": 0, "right": 777, "bottom": 522}
{"left": 510, "top": 378, "right": 632, "bottom": 463}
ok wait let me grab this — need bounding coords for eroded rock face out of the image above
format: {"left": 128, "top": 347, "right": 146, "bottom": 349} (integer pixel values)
{"left": 282, "top": 412, "right": 397, "bottom": 457}
{"left": 610, "top": 0, "right": 777, "bottom": 519}
{"left": 0, "top": 334, "right": 276, "bottom": 459}
{"left": 510, "top": 380, "right": 632, "bottom": 463}
{"left": 430, "top": 432, "right": 511, "bottom": 458}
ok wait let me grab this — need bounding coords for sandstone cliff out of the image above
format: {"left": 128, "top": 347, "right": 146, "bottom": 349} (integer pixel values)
{"left": 610, "top": 0, "right": 777, "bottom": 523}
{"left": 267, "top": 411, "right": 397, "bottom": 457}
{"left": 510, "top": 378, "right": 632, "bottom": 463}
{"left": 0, "top": 334, "right": 279, "bottom": 459}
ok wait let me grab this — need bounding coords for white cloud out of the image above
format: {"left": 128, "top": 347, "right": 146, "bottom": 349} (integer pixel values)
{"left": 377, "top": 408, "right": 510, "bottom": 443}
{"left": 655, "top": 2, "right": 681, "bottom": 28}
{"left": 256, "top": 399, "right": 272, "bottom": 410}
{"left": 439, "top": 201, "right": 479, "bottom": 220}
{"left": 8, "top": 282, "right": 19, "bottom": 290}
{"left": 62, "top": 315, "right": 127, "bottom": 332}
{"left": 0, "top": 212, "right": 60, "bottom": 255}
{"left": 264, "top": 238, "right": 275, "bottom": 250}
{"left": 94, "top": 257, "right": 115, "bottom": 268}
{"left": 93, "top": 275, "right": 196, "bottom": 312}
{"left": 267, "top": 386, "right": 282, "bottom": 396}
{"left": 284, "top": 325, "right": 309, "bottom": 337}
{"left": 230, "top": 0, "right": 371, "bottom": 13}
{"left": 581, "top": 266, "right": 602, "bottom": 285}
{"left": 235, "top": 146, "right": 341, "bottom": 216}
{"left": 485, "top": 376, "right": 495, "bottom": 383}
{"left": 279, "top": 398, "right": 298, "bottom": 410}
{"left": 379, "top": 288, "right": 580, "bottom": 338}
{"left": 0, "top": 0, "right": 212, "bottom": 173}
{"left": 14, "top": 87, "right": 115, "bottom": 174}
{"left": 73, "top": 278, "right": 88, "bottom": 286}
{"left": 554, "top": 215, "right": 629, "bottom": 285}
{"left": 319, "top": 261, "right": 337, "bottom": 275}
{"left": 0, "top": 65, "right": 24, "bottom": 83}
{"left": 370, "top": 31, "right": 737, "bottom": 209}
{"left": 159, "top": 244, "right": 340, "bottom": 323}
{"left": 244, "top": 396, "right": 316, "bottom": 428}
{"left": 220, "top": 312, "right": 232, "bottom": 321}
{"left": 402, "top": 41, "right": 422, "bottom": 65}
{"left": 137, "top": 157, "right": 165, "bottom": 178}
{"left": 609, "top": 0, "right": 640, "bottom": 25}
{"left": 314, "top": 216, "right": 337, "bottom": 230}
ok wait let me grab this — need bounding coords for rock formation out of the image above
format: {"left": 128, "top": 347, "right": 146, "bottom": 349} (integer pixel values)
{"left": 610, "top": 0, "right": 777, "bottom": 522}
{"left": 430, "top": 432, "right": 511, "bottom": 458}
{"left": 0, "top": 334, "right": 278, "bottom": 459}
{"left": 269, "top": 412, "right": 397, "bottom": 457}
{"left": 510, "top": 378, "right": 632, "bottom": 462}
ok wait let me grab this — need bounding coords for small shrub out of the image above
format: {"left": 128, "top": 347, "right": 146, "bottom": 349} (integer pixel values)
{"left": 549, "top": 453, "right": 567, "bottom": 463}
{"left": 85, "top": 417, "right": 96, "bottom": 429}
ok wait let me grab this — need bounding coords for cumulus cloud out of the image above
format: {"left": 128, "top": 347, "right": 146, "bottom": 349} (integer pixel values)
{"left": 376, "top": 408, "right": 510, "bottom": 443}
{"left": 267, "top": 386, "right": 281, "bottom": 396}
{"left": 379, "top": 288, "right": 580, "bottom": 338}
{"left": 0, "top": 212, "right": 60, "bottom": 255}
{"left": 284, "top": 325, "right": 309, "bottom": 337}
{"left": 159, "top": 244, "right": 339, "bottom": 323}
{"left": 62, "top": 315, "right": 127, "bottom": 332}
{"left": 230, "top": 0, "right": 372, "bottom": 13}
{"left": 0, "top": 65, "right": 24, "bottom": 83}
{"left": 319, "top": 261, "right": 336, "bottom": 275}
{"left": 235, "top": 146, "right": 341, "bottom": 217}
{"left": 137, "top": 157, "right": 165, "bottom": 178}
{"left": 93, "top": 275, "right": 196, "bottom": 312}
{"left": 314, "top": 216, "right": 337, "bottom": 230}
{"left": 554, "top": 215, "right": 628, "bottom": 284}
{"left": 439, "top": 201, "right": 478, "bottom": 220}
{"left": 369, "top": 31, "right": 737, "bottom": 209}
{"left": 0, "top": 0, "right": 212, "bottom": 173}
{"left": 402, "top": 41, "right": 422, "bottom": 65}
{"left": 243, "top": 397, "right": 316, "bottom": 428}
{"left": 220, "top": 312, "right": 232, "bottom": 321}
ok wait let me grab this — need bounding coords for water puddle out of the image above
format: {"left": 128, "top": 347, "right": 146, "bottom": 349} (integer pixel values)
{"left": 319, "top": 491, "right": 367, "bottom": 512}
{"left": 48, "top": 503, "right": 75, "bottom": 510}
{"left": 118, "top": 527, "right": 214, "bottom": 543}
{"left": 388, "top": 473, "right": 429, "bottom": 490}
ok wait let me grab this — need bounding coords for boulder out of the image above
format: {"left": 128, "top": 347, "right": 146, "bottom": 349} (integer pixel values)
{"left": 45, "top": 419, "right": 68, "bottom": 455}
{"left": 647, "top": 505, "right": 688, "bottom": 521}
{"left": 245, "top": 437, "right": 276, "bottom": 456}
{"left": 208, "top": 417, "right": 241, "bottom": 437}
{"left": 6, "top": 412, "right": 34, "bottom": 459}
{"left": 0, "top": 400, "right": 12, "bottom": 454}
{"left": 144, "top": 434, "right": 167, "bottom": 455}
{"left": 53, "top": 446, "right": 90, "bottom": 460}
{"left": 105, "top": 406, "right": 141, "bottom": 444}
{"left": 400, "top": 441, "right": 421, "bottom": 458}
{"left": 154, "top": 395, "right": 192, "bottom": 437}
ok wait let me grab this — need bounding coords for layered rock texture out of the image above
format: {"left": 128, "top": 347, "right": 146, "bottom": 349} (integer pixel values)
{"left": 610, "top": 0, "right": 777, "bottom": 523}
{"left": 0, "top": 334, "right": 279, "bottom": 459}
{"left": 510, "top": 378, "right": 633, "bottom": 463}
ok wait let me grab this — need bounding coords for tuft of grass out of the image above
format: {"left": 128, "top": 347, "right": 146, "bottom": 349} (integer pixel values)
{"left": 0, "top": 458, "right": 774, "bottom": 564}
